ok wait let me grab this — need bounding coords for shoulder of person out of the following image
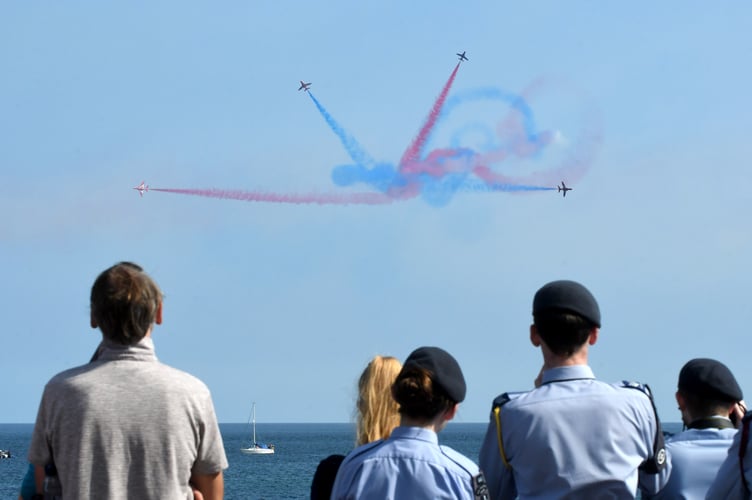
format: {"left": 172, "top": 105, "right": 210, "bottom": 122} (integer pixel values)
{"left": 440, "top": 448, "right": 489, "bottom": 500}
{"left": 491, "top": 391, "right": 528, "bottom": 410}
{"left": 342, "top": 439, "right": 385, "bottom": 464}
{"left": 156, "top": 363, "right": 214, "bottom": 394}
{"left": 46, "top": 362, "right": 99, "bottom": 387}
{"left": 440, "top": 445, "right": 480, "bottom": 475}
{"left": 311, "top": 454, "right": 347, "bottom": 498}
{"left": 316, "top": 453, "right": 346, "bottom": 468}
{"left": 617, "top": 380, "right": 655, "bottom": 399}
{"left": 667, "top": 427, "right": 737, "bottom": 446}
{"left": 491, "top": 391, "right": 530, "bottom": 414}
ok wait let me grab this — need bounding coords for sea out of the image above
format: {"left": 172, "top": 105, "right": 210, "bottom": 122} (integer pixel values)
{"left": 1, "top": 421, "right": 684, "bottom": 499}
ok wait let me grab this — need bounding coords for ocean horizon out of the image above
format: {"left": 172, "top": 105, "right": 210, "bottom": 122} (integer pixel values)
{"left": 1, "top": 421, "right": 684, "bottom": 499}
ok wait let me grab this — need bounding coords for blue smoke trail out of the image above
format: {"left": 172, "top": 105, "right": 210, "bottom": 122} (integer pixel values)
{"left": 331, "top": 162, "right": 407, "bottom": 192}
{"left": 460, "top": 181, "right": 555, "bottom": 192}
{"left": 421, "top": 173, "right": 471, "bottom": 207}
{"left": 308, "top": 92, "right": 375, "bottom": 169}
{"left": 441, "top": 88, "right": 541, "bottom": 141}
{"left": 308, "top": 85, "right": 562, "bottom": 206}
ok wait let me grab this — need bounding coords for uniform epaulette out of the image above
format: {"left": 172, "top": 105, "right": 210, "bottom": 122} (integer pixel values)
{"left": 491, "top": 391, "right": 525, "bottom": 410}
{"left": 620, "top": 380, "right": 652, "bottom": 397}
{"left": 492, "top": 393, "right": 511, "bottom": 409}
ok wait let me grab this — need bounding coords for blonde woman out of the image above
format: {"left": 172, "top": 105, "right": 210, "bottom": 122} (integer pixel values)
{"left": 331, "top": 347, "right": 484, "bottom": 499}
{"left": 355, "top": 355, "right": 402, "bottom": 445}
{"left": 311, "top": 355, "right": 402, "bottom": 499}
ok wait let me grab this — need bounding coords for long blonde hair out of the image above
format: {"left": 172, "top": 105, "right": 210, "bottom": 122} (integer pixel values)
{"left": 355, "top": 355, "right": 402, "bottom": 446}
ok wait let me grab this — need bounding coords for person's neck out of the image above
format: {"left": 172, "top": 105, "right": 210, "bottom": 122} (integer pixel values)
{"left": 542, "top": 350, "right": 588, "bottom": 371}
{"left": 685, "top": 412, "right": 731, "bottom": 425}
{"left": 400, "top": 413, "right": 446, "bottom": 433}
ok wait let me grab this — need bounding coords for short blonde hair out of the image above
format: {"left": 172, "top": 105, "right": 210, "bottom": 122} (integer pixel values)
{"left": 355, "top": 355, "right": 402, "bottom": 446}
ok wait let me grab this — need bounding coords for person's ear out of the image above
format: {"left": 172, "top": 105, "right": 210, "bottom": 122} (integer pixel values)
{"left": 588, "top": 328, "right": 599, "bottom": 346}
{"left": 90, "top": 313, "right": 97, "bottom": 329}
{"left": 155, "top": 301, "right": 163, "bottom": 325}
{"left": 675, "top": 391, "right": 685, "bottom": 410}
{"left": 445, "top": 403, "right": 459, "bottom": 422}
{"left": 530, "top": 324, "right": 541, "bottom": 347}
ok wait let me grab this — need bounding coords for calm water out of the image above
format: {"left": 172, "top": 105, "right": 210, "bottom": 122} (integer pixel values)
{"left": 0, "top": 421, "right": 683, "bottom": 499}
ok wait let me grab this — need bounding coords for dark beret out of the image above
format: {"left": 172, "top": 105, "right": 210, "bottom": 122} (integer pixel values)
{"left": 533, "top": 280, "right": 601, "bottom": 327}
{"left": 403, "top": 346, "right": 466, "bottom": 403}
{"left": 679, "top": 358, "right": 743, "bottom": 402}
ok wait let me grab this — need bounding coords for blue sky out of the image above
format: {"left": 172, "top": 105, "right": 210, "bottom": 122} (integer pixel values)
{"left": 2, "top": 2, "right": 751, "bottom": 425}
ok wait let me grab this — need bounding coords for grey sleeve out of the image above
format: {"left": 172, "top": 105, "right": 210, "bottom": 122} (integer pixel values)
{"left": 27, "top": 387, "right": 52, "bottom": 466}
{"left": 192, "top": 391, "right": 228, "bottom": 475}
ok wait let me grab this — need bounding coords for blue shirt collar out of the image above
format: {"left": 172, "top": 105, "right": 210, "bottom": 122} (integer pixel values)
{"left": 389, "top": 426, "right": 439, "bottom": 445}
{"left": 540, "top": 365, "right": 595, "bottom": 385}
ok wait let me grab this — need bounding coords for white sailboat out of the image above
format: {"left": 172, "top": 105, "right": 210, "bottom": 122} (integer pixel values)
{"left": 240, "top": 402, "right": 275, "bottom": 455}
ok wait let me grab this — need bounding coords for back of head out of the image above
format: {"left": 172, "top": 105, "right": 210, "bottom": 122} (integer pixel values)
{"left": 532, "top": 280, "right": 600, "bottom": 357}
{"left": 678, "top": 358, "right": 742, "bottom": 416}
{"left": 90, "top": 262, "right": 162, "bottom": 345}
{"left": 392, "top": 346, "right": 466, "bottom": 421}
{"left": 356, "top": 355, "right": 402, "bottom": 446}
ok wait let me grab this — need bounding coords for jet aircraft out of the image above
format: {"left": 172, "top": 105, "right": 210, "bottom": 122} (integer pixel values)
{"left": 298, "top": 80, "right": 312, "bottom": 92}
{"left": 557, "top": 181, "right": 572, "bottom": 197}
{"left": 133, "top": 181, "right": 149, "bottom": 197}
{"left": 456, "top": 51, "right": 468, "bottom": 61}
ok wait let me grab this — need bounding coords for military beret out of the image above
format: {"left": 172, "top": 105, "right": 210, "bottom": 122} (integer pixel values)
{"left": 533, "top": 280, "right": 601, "bottom": 327}
{"left": 679, "top": 358, "right": 742, "bottom": 402}
{"left": 403, "top": 346, "right": 466, "bottom": 403}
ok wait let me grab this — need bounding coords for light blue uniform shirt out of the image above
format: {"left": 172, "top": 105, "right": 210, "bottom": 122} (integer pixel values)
{"left": 644, "top": 425, "right": 735, "bottom": 500}
{"left": 706, "top": 415, "right": 751, "bottom": 499}
{"left": 479, "top": 365, "right": 671, "bottom": 499}
{"left": 330, "top": 426, "right": 482, "bottom": 499}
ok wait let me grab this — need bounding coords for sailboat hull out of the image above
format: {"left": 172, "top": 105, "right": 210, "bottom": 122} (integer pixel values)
{"left": 240, "top": 447, "right": 275, "bottom": 455}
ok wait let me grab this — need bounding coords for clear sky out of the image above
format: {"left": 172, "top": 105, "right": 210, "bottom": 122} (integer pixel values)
{"left": 2, "top": 2, "right": 751, "bottom": 425}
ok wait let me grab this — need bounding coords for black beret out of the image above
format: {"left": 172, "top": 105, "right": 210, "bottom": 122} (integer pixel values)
{"left": 678, "top": 358, "right": 743, "bottom": 402}
{"left": 403, "top": 346, "right": 466, "bottom": 403}
{"left": 533, "top": 280, "right": 601, "bottom": 327}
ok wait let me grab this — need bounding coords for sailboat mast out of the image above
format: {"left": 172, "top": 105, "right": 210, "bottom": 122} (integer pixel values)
{"left": 252, "top": 402, "right": 256, "bottom": 445}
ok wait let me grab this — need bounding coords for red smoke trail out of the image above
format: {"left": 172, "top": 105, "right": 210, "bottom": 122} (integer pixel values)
{"left": 150, "top": 188, "right": 395, "bottom": 205}
{"left": 398, "top": 62, "right": 461, "bottom": 171}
